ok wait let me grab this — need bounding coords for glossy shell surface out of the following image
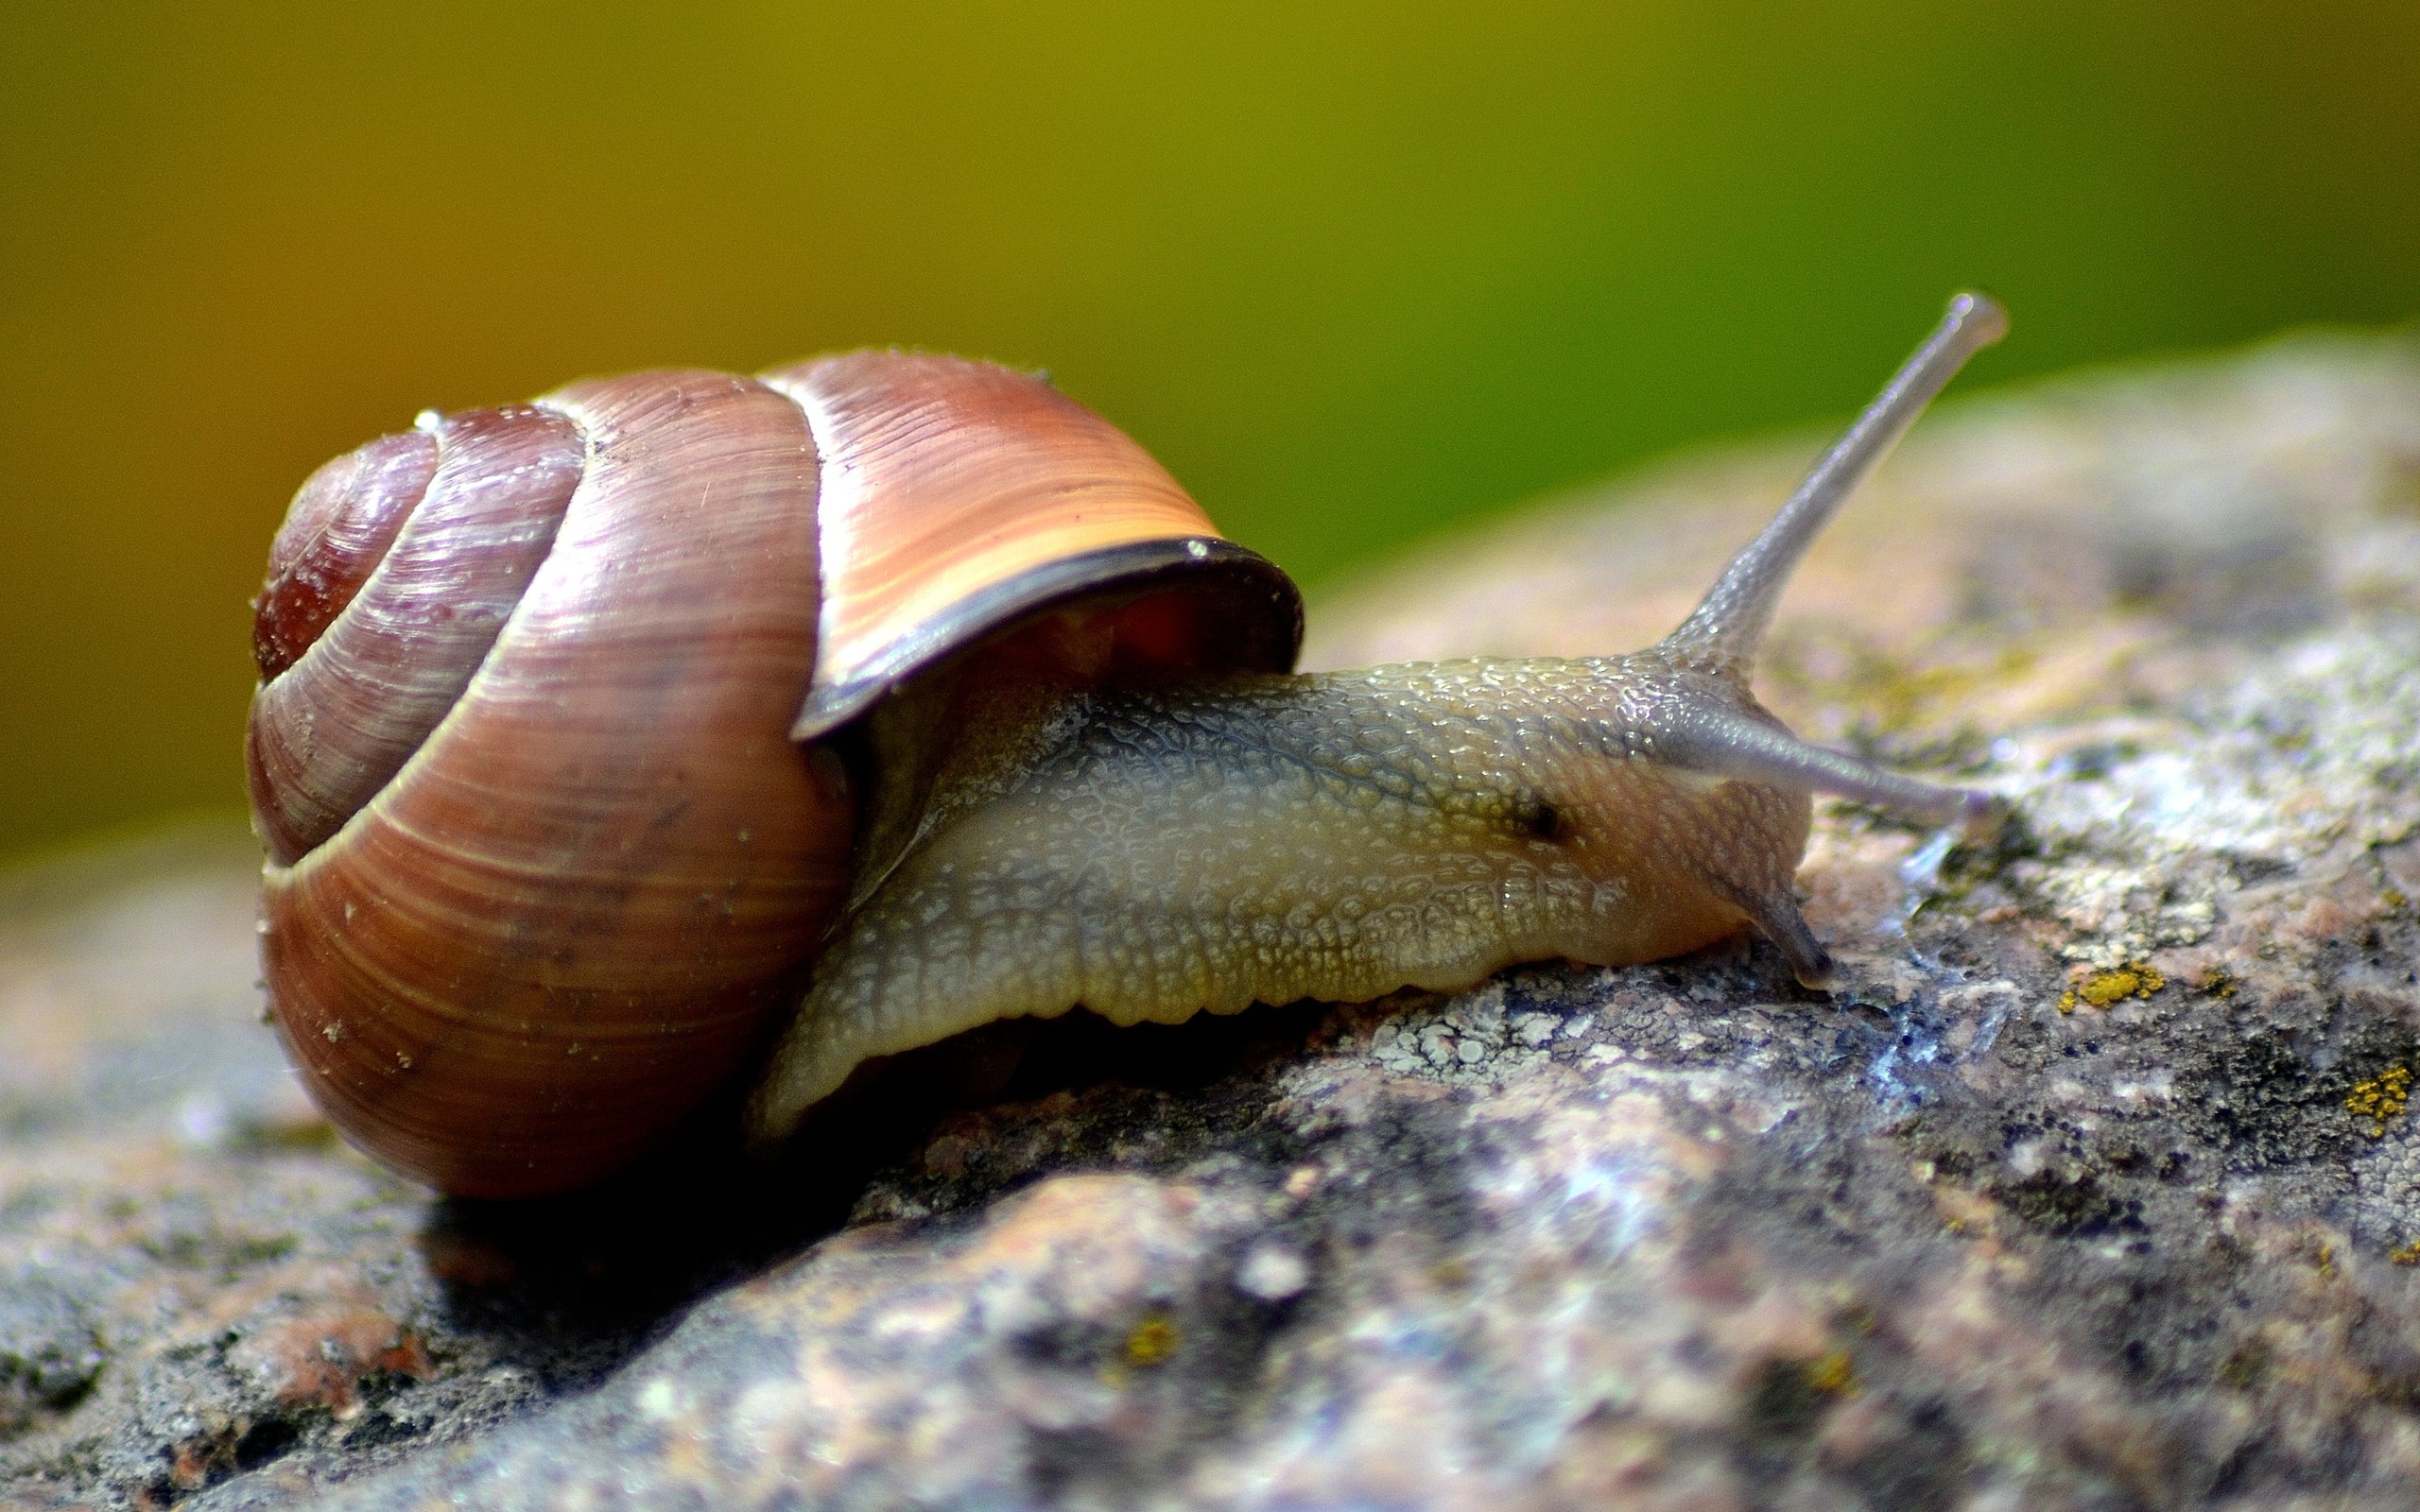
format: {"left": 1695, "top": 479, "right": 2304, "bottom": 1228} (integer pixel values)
{"left": 248, "top": 354, "right": 1301, "bottom": 1196}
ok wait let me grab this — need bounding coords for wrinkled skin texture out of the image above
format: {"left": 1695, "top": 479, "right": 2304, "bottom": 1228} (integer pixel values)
{"left": 755, "top": 657, "right": 1811, "bottom": 1127}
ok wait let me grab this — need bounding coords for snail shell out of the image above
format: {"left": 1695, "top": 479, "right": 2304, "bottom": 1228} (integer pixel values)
{"left": 248, "top": 355, "right": 1300, "bottom": 1197}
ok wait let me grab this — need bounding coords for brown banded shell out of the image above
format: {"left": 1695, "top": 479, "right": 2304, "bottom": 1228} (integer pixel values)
{"left": 249, "top": 354, "right": 1303, "bottom": 1197}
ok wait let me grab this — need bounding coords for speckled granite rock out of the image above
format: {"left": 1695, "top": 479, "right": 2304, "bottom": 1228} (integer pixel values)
{"left": 4, "top": 331, "right": 2419, "bottom": 1511}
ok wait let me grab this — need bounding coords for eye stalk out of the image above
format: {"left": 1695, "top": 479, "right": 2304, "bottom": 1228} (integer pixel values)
{"left": 1665, "top": 291, "right": 2008, "bottom": 675}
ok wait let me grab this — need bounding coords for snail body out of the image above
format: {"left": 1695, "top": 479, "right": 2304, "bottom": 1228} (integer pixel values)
{"left": 250, "top": 296, "right": 2008, "bottom": 1196}
{"left": 755, "top": 657, "right": 1823, "bottom": 1130}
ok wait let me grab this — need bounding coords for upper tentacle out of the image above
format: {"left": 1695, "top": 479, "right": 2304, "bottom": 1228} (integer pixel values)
{"left": 1660, "top": 292, "right": 2007, "bottom": 679}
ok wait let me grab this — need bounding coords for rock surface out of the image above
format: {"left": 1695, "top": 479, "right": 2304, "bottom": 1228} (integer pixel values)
{"left": 5, "top": 329, "right": 2420, "bottom": 1510}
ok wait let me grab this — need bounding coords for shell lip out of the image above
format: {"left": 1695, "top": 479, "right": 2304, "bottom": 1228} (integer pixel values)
{"left": 791, "top": 537, "right": 1304, "bottom": 741}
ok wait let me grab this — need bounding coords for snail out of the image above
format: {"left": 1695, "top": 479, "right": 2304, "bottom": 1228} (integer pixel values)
{"left": 249, "top": 293, "right": 2008, "bottom": 1198}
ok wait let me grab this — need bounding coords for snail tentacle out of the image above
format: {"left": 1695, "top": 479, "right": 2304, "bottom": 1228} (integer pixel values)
{"left": 1662, "top": 291, "right": 2007, "bottom": 676}
{"left": 1644, "top": 692, "right": 2002, "bottom": 835}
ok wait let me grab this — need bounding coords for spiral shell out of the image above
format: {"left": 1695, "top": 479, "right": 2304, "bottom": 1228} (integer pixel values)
{"left": 248, "top": 355, "right": 1301, "bottom": 1196}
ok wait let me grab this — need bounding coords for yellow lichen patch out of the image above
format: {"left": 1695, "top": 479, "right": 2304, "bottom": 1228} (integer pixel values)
{"left": 1123, "top": 1312, "right": 1180, "bottom": 1367}
{"left": 2346, "top": 1065, "right": 2411, "bottom": 1140}
{"left": 1807, "top": 1349, "right": 1857, "bottom": 1397}
{"left": 2058, "top": 962, "right": 2168, "bottom": 1014}
{"left": 2393, "top": 1240, "right": 2420, "bottom": 1267}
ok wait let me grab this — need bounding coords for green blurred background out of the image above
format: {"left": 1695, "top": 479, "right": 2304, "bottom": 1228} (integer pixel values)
{"left": 2, "top": 1, "right": 2414, "bottom": 861}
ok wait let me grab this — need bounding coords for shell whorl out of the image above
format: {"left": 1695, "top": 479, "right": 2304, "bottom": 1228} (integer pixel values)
{"left": 247, "top": 354, "right": 1303, "bottom": 1196}
{"left": 255, "top": 371, "right": 850, "bottom": 1196}
{"left": 249, "top": 406, "right": 585, "bottom": 864}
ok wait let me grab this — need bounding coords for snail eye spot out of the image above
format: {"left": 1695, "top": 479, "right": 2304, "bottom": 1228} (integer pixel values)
{"left": 1512, "top": 795, "right": 1563, "bottom": 841}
